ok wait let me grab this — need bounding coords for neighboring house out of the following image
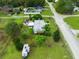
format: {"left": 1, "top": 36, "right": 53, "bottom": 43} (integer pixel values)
{"left": 24, "top": 19, "right": 46, "bottom": 34}
{"left": 73, "top": 6, "right": 79, "bottom": 12}
{"left": 23, "top": 7, "right": 42, "bottom": 14}
{"left": 0, "top": 6, "right": 13, "bottom": 13}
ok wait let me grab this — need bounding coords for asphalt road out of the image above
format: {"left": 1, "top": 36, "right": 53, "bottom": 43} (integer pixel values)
{"left": 46, "top": 1, "right": 79, "bottom": 59}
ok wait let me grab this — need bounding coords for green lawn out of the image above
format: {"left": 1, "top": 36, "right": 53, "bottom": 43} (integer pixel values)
{"left": 73, "top": 11, "right": 79, "bottom": 15}
{"left": 0, "top": 17, "right": 72, "bottom": 59}
{"left": 2, "top": 39, "right": 72, "bottom": 59}
{"left": 0, "top": 11, "right": 9, "bottom": 17}
{"left": 64, "top": 16, "right": 79, "bottom": 29}
{"left": 41, "top": 7, "right": 53, "bottom": 16}
{"left": 0, "top": 17, "right": 26, "bottom": 29}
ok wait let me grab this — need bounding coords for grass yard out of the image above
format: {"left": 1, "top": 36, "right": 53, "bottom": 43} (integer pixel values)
{"left": 41, "top": 7, "right": 53, "bottom": 16}
{"left": 2, "top": 38, "right": 72, "bottom": 59}
{"left": 0, "top": 17, "right": 26, "bottom": 29}
{"left": 64, "top": 16, "right": 79, "bottom": 29}
{"left": 0, "top": 17, "right": 72, "bottom": 59}
{"left": 73, "top": 11, "right": 79, "bottom": 15}
{"left": 0, "top": 11, "right": 9, "bottom": 17}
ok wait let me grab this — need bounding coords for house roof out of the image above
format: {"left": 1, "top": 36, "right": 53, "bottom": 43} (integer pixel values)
{"left": 33, "top": 20, "right": 46, "bottom": 33}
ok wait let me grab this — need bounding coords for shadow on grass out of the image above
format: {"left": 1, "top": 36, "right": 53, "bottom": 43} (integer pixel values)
{"left": 13, "top": 38, "right": 23, "bottom": 51}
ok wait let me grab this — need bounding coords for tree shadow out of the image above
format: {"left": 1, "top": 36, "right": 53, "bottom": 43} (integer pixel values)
{"left": 13, "top": 38, "right": 23, "bottom": 51}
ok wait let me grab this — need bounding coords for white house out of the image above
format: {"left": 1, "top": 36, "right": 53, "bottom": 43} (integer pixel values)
{"left": 22, "top": 44, "right": 30, "bottom": 58}
{"left": 33, "top": 20, "right": 46, "bottom": 33}
{"left": 23, "top": 19, "right": 46, "bottom": 33}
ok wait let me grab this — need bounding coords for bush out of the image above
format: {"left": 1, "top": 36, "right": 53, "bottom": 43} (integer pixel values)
{"left": 5, "top": 22, "right": 21, "bottom": 39}
{"left": 48, "top": 0, "right": 55, "bottom": 2}
{"left": 77, "top": 34, "right": 79, "bottom": 38}
{"left": 44, "top": 24, "right": 51, "bottom": 36}
{"left": 13, "top": 38, "right": 23, "bottom": 51}
{"left": 32, "top": 14, "right": 43, "bottom": 21}
{"left": 20, "top": 32, "right": 28, "bottom": 40}
{"left": 34, "top": 35, "right": 46, "bottom": 45}
{"left": 55, "top": 0, "right": 74, "bottom": 14}
{"left": 53, "top": 28, "right": 60, "bottom": 42}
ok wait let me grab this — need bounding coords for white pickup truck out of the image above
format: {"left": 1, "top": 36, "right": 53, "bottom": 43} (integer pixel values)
{"left": 22, "top": 44, "right": 30, "bottom": 58}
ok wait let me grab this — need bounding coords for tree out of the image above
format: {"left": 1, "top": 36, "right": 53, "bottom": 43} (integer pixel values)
{"left": 32, "top": 14, "right": 43, "bottom": 21}
{"left": 5, "top": 22, "right": 21, "bottom": 39}
{"left": 35, "top": 35, "right": 46, "bottom": 45}
{"left": 0, "top": 0, "right": 45, "bottom": 7}
{"left": 44, "top": 24, "right": 51, "bottom": 36}
{"left": 55, "top": 0, "right": 74, "bottom": 14}
{"left": 53, "top": 28, "right": 60, "bottom": 42}
{"left": 26, "top": 0, "right": 45, "bottom": 7}
{"left": 5, "top": 22, "right": 23, "bottom": 51}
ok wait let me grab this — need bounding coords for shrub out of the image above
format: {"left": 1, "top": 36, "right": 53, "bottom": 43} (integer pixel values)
{"left": 48, "top": 0, "right": 55, "bottom": 2}
{"left": 53, "top": 28, "right": 60, "bottom": 42}
{"left": 34, "top": 35, "right": 46, "bottom": 45}
{"left": 13, "top": 38, "right": 23, "bottom": 51}
{"left": 44, "top": 24, "right": 51, "bottom": 36}
{"left": 5, "top": 22, "right": 21, "bottom": 39}
{"left": 55, "top": 0, "right": 74, "bottom": 14}
{"left": 32, "top": 14, "right": 43, "bottom": 21}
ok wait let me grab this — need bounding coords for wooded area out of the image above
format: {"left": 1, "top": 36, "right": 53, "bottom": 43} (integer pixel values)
{"left": 0, "top": 0, "right": 45, "bottom": 7}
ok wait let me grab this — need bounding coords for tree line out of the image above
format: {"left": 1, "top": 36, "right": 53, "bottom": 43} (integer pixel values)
{"left": 55, "top": 0, "right": 79, "bottom": 14}
{"left": 0, "top": 0, "right": 45, "bottom": 7}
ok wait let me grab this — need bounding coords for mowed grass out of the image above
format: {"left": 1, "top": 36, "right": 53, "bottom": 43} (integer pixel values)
{"left": 73, "top": 11, "right": 79, "bottom": 15}
{"left": 0, "top": 17, "right": 72, "bottom": 59}
{"left": 64, "top": 16, "right": 79, "bottom": 29}
{"left": 0, "top": 11, "right": 9, "bottom": 17}
{"left": 0, "top": 17, "right": 26, "bottom": 29}
{"left": 41, "top": 7, "right": 53, "bottom": 16}
{"left": 3, "top": 39, "right": 72, "bottom": 59}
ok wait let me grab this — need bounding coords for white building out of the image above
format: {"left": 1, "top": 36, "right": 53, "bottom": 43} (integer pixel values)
{"left": 24, "top": 19, "right": 46, "bottom": 34}
{"left": 23, "top": 8, "right": 42, "bottom": 14}
{"left": 33, "top": 20, "right": 46, "bottom": 33}
{"left": 22, "top": 44, "right": 30, "bottom": 58}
